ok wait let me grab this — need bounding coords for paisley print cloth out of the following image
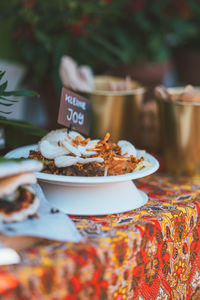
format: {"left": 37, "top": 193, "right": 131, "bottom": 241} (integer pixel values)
{"left": 0, "top": 173, "right": 200, "bottom": 299}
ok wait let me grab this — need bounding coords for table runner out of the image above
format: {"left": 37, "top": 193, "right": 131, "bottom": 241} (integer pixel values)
{"left": 0, "top": 173, "right": 200, "bottom": 299}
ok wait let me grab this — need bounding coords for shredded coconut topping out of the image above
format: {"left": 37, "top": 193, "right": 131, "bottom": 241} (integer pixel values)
{"left": 34, "top": 129, "right": 150, "bottom": 176}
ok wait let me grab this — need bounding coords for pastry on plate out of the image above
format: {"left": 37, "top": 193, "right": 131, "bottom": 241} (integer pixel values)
{"left": 0, "top": 159, "right": 43, "bottom": 222}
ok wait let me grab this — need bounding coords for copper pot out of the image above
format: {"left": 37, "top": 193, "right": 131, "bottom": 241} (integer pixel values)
{"left": 82, "top": 76, "right": 145, "bottom": 147}
{"left": 157, "top": 87, "right": 200, "bottom": 177}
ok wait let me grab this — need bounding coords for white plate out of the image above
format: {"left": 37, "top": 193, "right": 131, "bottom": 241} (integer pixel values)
{"left": 6, "top": 144, "right": 159, "bottom": 183}
{"left": 6, "top": 145, "right": 159, "bottom": 215}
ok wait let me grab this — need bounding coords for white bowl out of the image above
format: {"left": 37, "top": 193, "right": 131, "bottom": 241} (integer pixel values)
{"left": 6, "top": 145, "right": 159, "bottom": 215}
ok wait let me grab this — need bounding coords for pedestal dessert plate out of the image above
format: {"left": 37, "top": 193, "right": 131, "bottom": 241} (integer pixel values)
{"left": 6, "top": 145, "right": 159, "bottom": 215}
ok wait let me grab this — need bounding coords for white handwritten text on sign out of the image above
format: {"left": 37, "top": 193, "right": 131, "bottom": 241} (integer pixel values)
{"left": 57, "top": 88, "right": 92, "bottom": 136}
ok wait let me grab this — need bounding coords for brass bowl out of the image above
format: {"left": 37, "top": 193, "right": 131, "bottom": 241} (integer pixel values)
{"left": 157, "top": 87, "right": 200, "bottom": 177}
{"left": 82, "top": 76, "right": 145, "bottom": 146}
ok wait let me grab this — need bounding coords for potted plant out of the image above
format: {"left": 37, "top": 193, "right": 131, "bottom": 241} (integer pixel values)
{"left": 1, "top": 0, "right": 112, "bottom": 128}
{"left": 1, "top": 0, "right": 194, "bottom": 127}
{"left": 0, "top": 70, "right": 46, "bottom": 154}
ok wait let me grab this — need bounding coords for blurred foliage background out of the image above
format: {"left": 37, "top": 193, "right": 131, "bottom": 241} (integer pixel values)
{"left": 1, "top": 0, "right": 200, "bottom": 91}
{"left": 0, "top": 0, "right": 200, "bottom": 150}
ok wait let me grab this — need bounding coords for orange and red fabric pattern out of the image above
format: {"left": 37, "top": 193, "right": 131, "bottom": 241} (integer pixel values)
{"left": 0, "top": 173, "right": 200, "bottom": 299}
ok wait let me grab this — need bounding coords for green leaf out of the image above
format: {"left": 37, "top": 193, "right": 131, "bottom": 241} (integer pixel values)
{"left": 0, "top": 111, "right": 11, "bottom": 114}
{"left": 0, "top": 96, "right": 18, "bottom": 103}
{"left": 0, "top": 71, "right": 6, "bottom": 81}
{"left": 35, "top": 30, "right": 51, "bottom": 52}
{"left": 0, "top": 81, "right": 8, "bottom": 92}
{"left": 2, "top": 90, "right": 39, "bottom": 97}
{"left": 0, "top": 102, "right": 13, "bottom": 106}
{"left": 0, "top": 157, "right": 29, "bottom": 163}
{"left": 0, "top": 118, "right": 47, "bottom": 137}
{"left": 91, "top": 35, "right": 127, "bottom": 62}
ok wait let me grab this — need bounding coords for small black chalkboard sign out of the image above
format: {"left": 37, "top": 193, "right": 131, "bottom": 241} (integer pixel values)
{"left": 57, "top": 88, "right": 92, "bottom": 136}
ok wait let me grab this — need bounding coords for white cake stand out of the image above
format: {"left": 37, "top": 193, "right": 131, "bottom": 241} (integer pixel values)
{"left": 6, "top": 145, "right": 159, "bottom": 215}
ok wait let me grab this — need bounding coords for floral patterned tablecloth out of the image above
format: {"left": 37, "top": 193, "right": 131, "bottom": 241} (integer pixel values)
{"left": 0, "top": 173, "right": 200, "bottom": 300}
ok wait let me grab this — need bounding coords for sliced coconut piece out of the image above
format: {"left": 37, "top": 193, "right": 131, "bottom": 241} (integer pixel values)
{"left": 0, "top": 159, "right": 43, "bottom": 179}
{"left": 55, "top": 156, "right": 78, "bottom": 168}
{"left": 68, "top": 130, "right": 84, "bottom": 140}
{"left": 77, "top": 146, "right": 97, "bottom": 156}
{"left": 61, "top": 140, "right": 81, "bottom": 156}
{"left": 87, "top": 139, "right": 100, "bottom": 147}
{"left": 117, "top": 140, "right": 137, "bottom": 157}
{"left": 77, "top": 139, "right": 99, "bottom": 156}
{"left": 39, "top": 140, "right": 69, "bottom": 159}
{"left": 0, "top": 172, "right": 36, "bottom": 198}
{"left": 104, "top": 166, "right": 108, "bottom": 176}
{"left": 41, "top": 129, "right": 68, "bottom": 145}
{"left": 77, "top": 157, "right": 104, "bottom": 164}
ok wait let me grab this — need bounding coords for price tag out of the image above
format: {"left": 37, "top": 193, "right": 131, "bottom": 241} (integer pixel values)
{"left": 57, "top": 88, "right": 92, "bottom": 136}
